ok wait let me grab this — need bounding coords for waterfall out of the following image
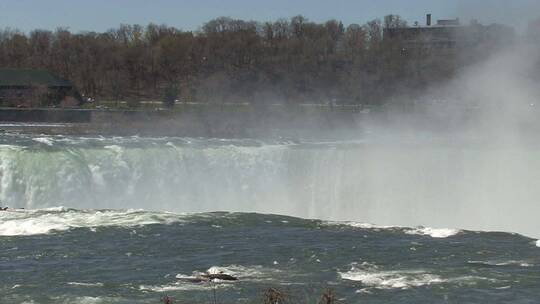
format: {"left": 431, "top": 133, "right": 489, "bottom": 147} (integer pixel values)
{"left": 1, "top": 136, "right": 539, "bottom": 237}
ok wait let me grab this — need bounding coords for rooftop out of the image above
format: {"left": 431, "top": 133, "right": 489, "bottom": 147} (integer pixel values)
{"left": 0, "top": 69, "right": 72, "bottom": 88}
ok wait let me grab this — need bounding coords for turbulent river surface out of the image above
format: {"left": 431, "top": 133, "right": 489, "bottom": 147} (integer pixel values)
{"left": 1, "top": 133, "right": 540, "bottom": 303}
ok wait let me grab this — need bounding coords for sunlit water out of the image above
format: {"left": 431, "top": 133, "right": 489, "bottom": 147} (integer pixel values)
{"left": 1, "top": 133, "right": 540, "bottom": 303}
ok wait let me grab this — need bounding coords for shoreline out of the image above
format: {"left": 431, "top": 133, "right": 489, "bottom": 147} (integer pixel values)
{"left": 0, "top": 106, "right": 368, "bottom": 139}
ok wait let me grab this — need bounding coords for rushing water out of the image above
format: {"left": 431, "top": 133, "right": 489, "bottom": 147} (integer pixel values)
{"left": 1, "top": 133, "right": 540, "bottom": 303}
{"left": 2, "top": 209, "right": 540, "bottom": 303}
{"left": 0, "top": 134, "right": 539, "bottom": 235}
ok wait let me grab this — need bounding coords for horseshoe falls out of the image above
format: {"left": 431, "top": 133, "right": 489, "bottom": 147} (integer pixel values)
{"left": 1, "top": 135, "right": 539, "bottom": 237}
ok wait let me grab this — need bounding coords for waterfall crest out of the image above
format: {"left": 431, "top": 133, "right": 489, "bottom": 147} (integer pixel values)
{"left": 1, "top": 136, "right": 539, "bottom": 236}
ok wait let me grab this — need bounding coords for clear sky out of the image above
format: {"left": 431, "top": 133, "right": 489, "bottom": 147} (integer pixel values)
{"left": 0, "top": 0, "right": 538, "bottom": 33}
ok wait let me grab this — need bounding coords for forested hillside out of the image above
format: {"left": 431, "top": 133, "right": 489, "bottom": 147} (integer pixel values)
{"left": 0, "top": 15, "right": 516, "bottom": 105}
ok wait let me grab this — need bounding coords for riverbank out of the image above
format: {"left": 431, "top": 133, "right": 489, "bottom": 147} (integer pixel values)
{"left": 0, "top": 105, "right": 369, "bottom": 139}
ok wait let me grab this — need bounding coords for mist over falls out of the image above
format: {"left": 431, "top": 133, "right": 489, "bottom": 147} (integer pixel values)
{"left": 1, "top": 136, "right": 540, "bottom": 238}
{"left": 1, "top": 43, "right": 540, "bottom": 238}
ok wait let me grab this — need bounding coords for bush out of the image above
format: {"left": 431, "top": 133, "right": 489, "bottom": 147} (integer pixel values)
{"left": 163, "top": 84, "right": 179, "bottom": 108}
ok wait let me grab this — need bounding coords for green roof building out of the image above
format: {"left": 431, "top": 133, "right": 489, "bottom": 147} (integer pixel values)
{"left": 0, "top": 69, "right": 82, "bottom": 107}
{"left": 0, "top": 69, "right": 72, "bottom": 88}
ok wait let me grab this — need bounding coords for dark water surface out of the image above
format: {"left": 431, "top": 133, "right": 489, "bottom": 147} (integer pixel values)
{"left": 2, "top": 209, "right": 540, "bottom": 303}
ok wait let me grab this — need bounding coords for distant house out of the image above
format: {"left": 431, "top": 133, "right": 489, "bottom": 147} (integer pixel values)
{"left": 0, "top": 69, "right": 83, "bottom": 108}
{"left": 384, "top": 20, "right": 461, "bottom": 51}
{"left": 383, "top": 14, "right": 515, "bottom": 54}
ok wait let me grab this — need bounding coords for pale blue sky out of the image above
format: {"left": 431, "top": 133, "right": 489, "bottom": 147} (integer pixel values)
{"left": 0, "top": 0, "right": 538, "bottom": 33}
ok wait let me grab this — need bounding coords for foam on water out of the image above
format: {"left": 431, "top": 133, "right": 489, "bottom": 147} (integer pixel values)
{"left": 32, "top": 137, "right": 54, "bottom": 146}
{"left": 205, "top": 265, "right": 279, "bottom": 281}
{"left": 0, "top": 204, "right": 468, "bottom": 239}
{"left": 340, "top": 262, "right": 504, "bottom": 290}
{"left": 404, "top": 227, "right": 461, "bottom": 238}
{"left": 139, "top": 282, "right": 214, "bottom": 292}
{"left": 0, "top": 208, "right": 183, "bottom": 236}
{"left": 331, "top": 221, "right": 461, "bottom": 238}
{"left": 22, "top": 296, "right": 113, "bottom": 304}
{"left": 467, "top": 260, "right": 534, "bottom": 267}
{"left": 336, "top": 221, "right": 399, "bottom": 230}
{"left": 0, "top": 123, "right": 68, "bottom": 127}
{"left": 339, "top": 263, "right": 443, "bottom": 290}
{"left": 72, "top": 297, "right": 103, "bottom": 304}
{"left": 67, "top": 282, "right": 105, "bottom": 287}
{"left": 62, "top": 296, "right": 109, "bottom": 304}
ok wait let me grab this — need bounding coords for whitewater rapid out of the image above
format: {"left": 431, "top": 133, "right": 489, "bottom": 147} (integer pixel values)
{"left": 0, "top": 207, "right": 182, "bottom": 236}
{"left": 0, "top": 207, "right": 463, "bottom": 239}
{"left": 3, "top": 208, "right": 540, "bottom": 303}
{"left": 0, "top": 134, "right": 539, "bottom": 237}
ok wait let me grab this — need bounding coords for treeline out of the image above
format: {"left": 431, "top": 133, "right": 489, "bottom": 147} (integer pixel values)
{"left": 0, "top": 15, "right": 512, "bottom": 105}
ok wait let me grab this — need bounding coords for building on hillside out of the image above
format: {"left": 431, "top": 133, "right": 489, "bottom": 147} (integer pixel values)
{"left": 383, "top": 14, "right": 515, "bottom": 54}
{"left": 383, "top": 15, "right": 462, "bottom": 52}
{"left": 0, "top": 69, "right": 83, "bottom": 108}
